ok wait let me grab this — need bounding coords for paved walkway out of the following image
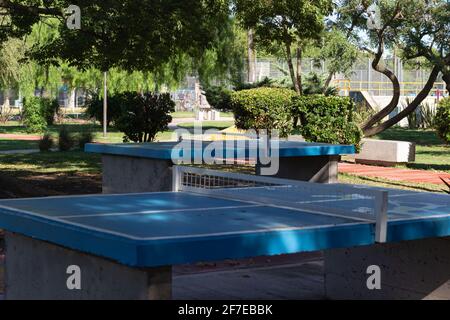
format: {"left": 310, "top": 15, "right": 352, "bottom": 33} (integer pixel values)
{"left": 339, "top": 163, "right": 450, "bottom": 185}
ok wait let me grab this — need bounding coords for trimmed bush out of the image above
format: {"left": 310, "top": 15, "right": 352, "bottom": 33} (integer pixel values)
{"left": 41, "top": 98, "right": 60, "bottom": 125}
{"left": 293, "top": 95, "right": 362, "bottom": 150}
{"left": 85, "top": 95, "right": 123, "bottom": 127}
{"left": 22, "top": 97, "right": 59, "bottom": 133}
{"left": 435, "top": 97, "right": 450, "bottom": 144}
{"left": 78, "top": 130, "right": 95, "bottom": 149}
{"left": 58, "top": 126, "right": 75, "bottom": 151}
{"left": 38, "top": 134, "right": 54, "bottom": 152}
{"left": 231, "top": 88, "right": 297, "bottom": 138}
{"left": 22, "top": 97, "right": 48, "bottom": 133}
{"left": 114, "top": 92, "right": 175, "bottom": 143}
{"left": 204, "top": 86, "right": 233, "bottom": 111}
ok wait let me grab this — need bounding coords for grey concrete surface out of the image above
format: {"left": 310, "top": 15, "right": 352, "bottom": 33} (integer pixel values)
{"left": 102, "top": 155, "right": 173, "bottom": 194}
{"left": 325, "top": 237, "right": 450, "bottom": 300}
{"left": 173, "top": 261, "right": 325, "bottom": 300}
{"left": 4, "top": 232, "right": 172, "bottom": 300}
{"left": 256, "top": 155, "right": 339, "bottom": 184}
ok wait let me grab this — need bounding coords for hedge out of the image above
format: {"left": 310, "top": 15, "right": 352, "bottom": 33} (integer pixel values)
{"left": 435, "top": 97, "right": 450, "bottom": 144}
{"left": 231, "top": 87, "right": 297, "bottom": 138}
{"left": 22, "top": 97, "right": 60, "bottom": 133}
{"left": 293, "top": 95, "right": 362, "bottom": 150}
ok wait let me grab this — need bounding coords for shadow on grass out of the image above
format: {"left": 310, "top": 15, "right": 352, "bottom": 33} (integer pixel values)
{"left": 0, "top": 140, "right": 38, "bottom": 151}
{"left": 376, "top": 128, "right": 443, "bottom": 146}
{"left": 343, "top": 174, "right": 444, "bottom": 193}
{"left": 405, "top": 163, "right": 450, "bottom": 172}
{"left": 0, "top": 151, "right": 102, "bottom": 174}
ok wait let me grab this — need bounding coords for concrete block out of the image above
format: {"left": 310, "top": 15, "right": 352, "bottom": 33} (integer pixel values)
{"left": 5, "top": 232, "right": 172, "bottom": 300}
{"left": 102, "top": 155, "right": 173, "bottom": 194}
{"left": 325, "top": 237, "right": 450, "bottom": 300}
{"left": 354, "top": 139, "right": 416, "bottom": 166}
{"left": 256, "top": 156, "right": 339, "bottom": 184}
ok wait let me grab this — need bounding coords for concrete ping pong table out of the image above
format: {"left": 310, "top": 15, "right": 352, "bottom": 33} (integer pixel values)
{"left": 0, "top": 167, "right": 449, "bottom": 300}
{"left": 85, "top": 141, "right": 355, "bottom": 193}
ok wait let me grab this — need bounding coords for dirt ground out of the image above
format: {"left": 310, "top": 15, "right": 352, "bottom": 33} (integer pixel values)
{"left": 0, "top": 172, "right": 102, "bottom": 199}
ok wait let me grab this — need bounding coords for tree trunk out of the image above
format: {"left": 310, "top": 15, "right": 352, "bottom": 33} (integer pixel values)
{"left": 247, "top": 29, "right": 257, "bottom": 84}
{"left": 363, "top": 66, "right": 440, "bottom": 137}
{"left": 296, "top": 46, "right": 303, "bottom": 95}
{"left": 323, "top": 72, "right": 335, "bottom": 94}
{"left": 362, "top": 37, "right": 401, "bottom": 132}
{"left": 285, "top": 41, "right": 300, "bottom": 93}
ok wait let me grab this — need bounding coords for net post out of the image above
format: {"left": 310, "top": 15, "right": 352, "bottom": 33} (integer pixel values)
{"left": 172, "top": 166, "right": 181, "bottom": 192}
{"left": 375, "top": 191, "right": 389, "bottom": 243}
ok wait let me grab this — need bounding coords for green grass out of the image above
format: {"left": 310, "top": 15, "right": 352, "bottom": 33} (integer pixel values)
{"left": 340, "top": 173, "right": 446, "bottom": 194}
{"left": 171, "top": 111, "right": 196, "bottom": 119}
{"left": 375, "top": 128, "right": 450, "bottom": 173}
{"left": 0, "top": 122, "right": 176, "bottom": 149}
{"left": 0, "top": 139, "right": 38, "bottom": 151}
{"left": 177, "top": 121, "right": 235, "bottom": 131}
{"left": 0, "top": 151, "right": 101, "bottom": 176}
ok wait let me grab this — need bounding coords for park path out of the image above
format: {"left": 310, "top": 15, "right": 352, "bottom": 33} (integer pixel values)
{"left": 339, "top": 163, "right": 450, "bottom": 185}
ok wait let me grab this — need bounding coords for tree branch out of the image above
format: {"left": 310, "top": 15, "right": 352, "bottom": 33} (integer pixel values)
{"left": 0, "top": 0, "right": 62, "bottom": 17}
{"left": 364, "top": 66, "right": 440, "bottom": 137}
{"left": 362, "top": 34, "right": 401, "bottom": 131}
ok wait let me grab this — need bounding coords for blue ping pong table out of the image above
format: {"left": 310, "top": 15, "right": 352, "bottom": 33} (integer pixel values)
{"left": 0, "top": 185, "right": 449, "bottom": 299}
{"left": 85, "top": 141, "right": 355, "bottom": 193}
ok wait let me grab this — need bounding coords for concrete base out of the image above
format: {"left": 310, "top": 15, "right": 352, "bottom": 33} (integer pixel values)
{"left": 102, "top": 155, "right": 173, "bottom": 194}
{"left": 256, "top": 156, "right": 339, "bottom": 184}
{"left": 4, "top": 232, "right": 172, "bottom": 300}
{"left": 354, "top": 139, "right": 416, "bottom": 167}
{"left": 325, "top": 237, "right": 450, "bottom": 300}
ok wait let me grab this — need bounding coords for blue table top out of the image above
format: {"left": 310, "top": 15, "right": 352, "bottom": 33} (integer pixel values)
{"left": 0, "top": 186, "right": 448, "bottom": 267}
{"left": 85, "top": 141, "right": 356, "bottom": 160}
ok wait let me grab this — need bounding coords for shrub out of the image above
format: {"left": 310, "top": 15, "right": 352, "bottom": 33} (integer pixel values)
{"left": 204, "top": 86, "right": 234, "bottom": 111}
{"left": 58, "top": 126, "right": 75, "bottom": 151}
{"left": 85, "top": 95, "right": 123, "bottom": 127}
{"left": 78, "top": 130, "right": 95, "bottom": 149}
{"left": 22, "top": 97, "right": 59, "bottom": 132}
{"left": 292, "top": 95, "right": 362, "bottom": 150}
{"left": 38, "top": 134, "right": 54, "bottom": 152}
{"left": 420, "top": 103, "right": 437, "bottom": 129}
{"left": 114, "top": 92, "right": 175, "bottom": 143}
{"left": 41, "top": 98, "right": 60, "bottom": 125}
{"left": 23, "top": 97, "right": 48, "bottom": 133}
{"left": 435, "top": 98, "right": 450, "bottom": 144}
{"left": 231, "top": 87, "right": 297, "bottom": 138}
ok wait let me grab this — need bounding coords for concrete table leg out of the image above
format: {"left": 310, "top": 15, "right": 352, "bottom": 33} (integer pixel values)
{"left": 324, "top": 237, "right": 450, "bottom": 300}
{"left": 102, "top": 155, "right": 173, "bottom": 194}
{"left": 256, "top": 156, "right": 339, "bottom": 184}
{"left": 4, "top": 232, "right": 172, "bottom": 300}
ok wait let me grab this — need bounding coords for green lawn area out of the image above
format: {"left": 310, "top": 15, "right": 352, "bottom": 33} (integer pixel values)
{"left": 177, "top": 121, "right": 235, "bottom": 131}
{"left": 375, "top": 128, "right": 450, "bottom": 173}
{"left": 0, "top": 122, "right": 176, "bottom": 149}
{"left": 0, "top": 139, "right": 38, "bottom": 151}
{"left": 0, "top": 151, "right": 101, "bottom": 175}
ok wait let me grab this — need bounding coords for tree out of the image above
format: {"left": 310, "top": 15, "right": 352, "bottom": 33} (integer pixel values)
{"left": 0, "top": 0, "right": 231, "bottom": 136}
{"left": 400, "top": 1, "right": 450, "bottom": 93}
{"left": 335, "top": 0, "right": 444, "bottom": 137}
{"left": 234, "top": 0, "right": 333, "bottom": 94}
{"left": 319, "top": 28, "right": 359, "bottom": 93}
